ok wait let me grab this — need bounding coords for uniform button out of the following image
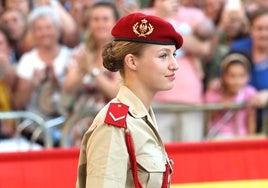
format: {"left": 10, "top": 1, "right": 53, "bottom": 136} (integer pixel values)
{"left": 132, "top": 110, "right": 138, "bottom": 115}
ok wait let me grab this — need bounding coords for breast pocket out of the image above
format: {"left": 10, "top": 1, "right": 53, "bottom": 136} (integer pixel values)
{"left": 137, "top": 155, "right": 166, "bottom": 188}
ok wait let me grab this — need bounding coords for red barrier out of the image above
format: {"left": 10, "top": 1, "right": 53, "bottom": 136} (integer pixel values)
{"left": 1, "top": 139, "right": 268, "bottom": 187}
{"left": 0, "top": 148, "right": 79, "bottom": 188}
{"left": 166, "top": 139, "right": 268, "bottom": 184}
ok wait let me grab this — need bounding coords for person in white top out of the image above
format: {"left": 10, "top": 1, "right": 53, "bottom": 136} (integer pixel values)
{"left": 12, "top": 6, "right": 73, "bottom": 146}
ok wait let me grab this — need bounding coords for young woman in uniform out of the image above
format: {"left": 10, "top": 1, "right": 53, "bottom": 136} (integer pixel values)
{"left": 76, "top": 12, "right": 183, "bottom": 188}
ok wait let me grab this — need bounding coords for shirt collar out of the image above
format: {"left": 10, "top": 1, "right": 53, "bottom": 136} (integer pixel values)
{"left": 116, "top": 85, "right": 154, "bottom": 119}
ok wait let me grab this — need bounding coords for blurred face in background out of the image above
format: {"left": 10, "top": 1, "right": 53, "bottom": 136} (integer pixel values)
{"left": 31, "top": 16, "right": 61, "bottom": 48}
{"left": 250, "top": 13, "right": 268, "bottom": 50}
{"left": 224, "top": 11, "right": 248, "bottom": 39}
{"left": 0, "top": 9, "right": 26, "bottom": 42}
{"left": 222, "top": 62, "right": 249, "bottom": 95}
{"left": 88, "top": 5, "right": 117, "bottom": 43}
{"left": 4, "top": 0, "right": 31, "bottom": 16}
{"left": 155, "top": 0, "right": 179, "bottom": 17}
{"left": 204, "top": 0, "right": 224, "bottom": 24}
{"left": 255, "top": 0, "right": 268, "bottom": 8}
{"left": 179, "top": 0, "right": 201, "bottom": 8}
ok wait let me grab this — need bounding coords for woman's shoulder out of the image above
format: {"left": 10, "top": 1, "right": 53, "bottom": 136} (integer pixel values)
{"left": 17, "top": 49, "right": 41, "bottom": 70}
{"left": 19, "top": 49, "right": 38, "bottom": 61}
{"left": 90, "top": 99, "right": 124, "bottom": 126}
{"left": 242, "top": 85, "right": 258, "bottom": 96}
{"left": 59, "top": 45, "right": 74, "bottom": 55}
{"left": 83, "top": 99, "right": 127, "bottom": 137}
{"left": 204, "top": 87, "right": 222, "bottom": 103}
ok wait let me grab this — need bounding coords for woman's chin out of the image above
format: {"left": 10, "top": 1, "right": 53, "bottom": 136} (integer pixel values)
{"left": 160, "top": 85, "right": 174, "bottom": 91}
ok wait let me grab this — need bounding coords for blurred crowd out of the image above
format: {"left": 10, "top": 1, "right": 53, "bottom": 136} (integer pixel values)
{"left": 0, "top": 0, "right": 268, "bottom": 148}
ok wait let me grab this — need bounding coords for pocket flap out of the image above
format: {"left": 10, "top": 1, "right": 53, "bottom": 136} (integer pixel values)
{"left": 137, "top": 156, "right": 165, "bottom": 172}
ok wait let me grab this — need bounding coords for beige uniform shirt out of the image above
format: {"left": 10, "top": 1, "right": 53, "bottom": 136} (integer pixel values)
{"left": 76, "top": 86, "right": 170, "bottom": 188}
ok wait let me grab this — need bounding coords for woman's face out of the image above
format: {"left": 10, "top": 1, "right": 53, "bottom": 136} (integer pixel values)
{"left": 89, "top": 6, "right": 116, "bottom": 42}
{"left": 1, "top": 10, "right": 26, "bottom": 41}
{"left": 255, "top": 0, "right": 268, "bottom": 8}
{"left": 5, "top": 0, "right": 30, "bottom": 16}
{"left": 134, "top": 44, "right": 179, "bottom": 92}
{"left": 224, "top": 11, "right": 245, "bottom": 38}
{"left": 204, "top": 0, "right": 223, "bottom": 23}
{"left": 32, "top": 16, "right": 60, "bottom": 48}
{"left": 155, "top": 0, "right": 179, "bottom": 15}
{"left": 222, "top": 63, "right": 249, "bottom": 95}
{"left": 250, "top": 14, "right": 268, "bottom": 50}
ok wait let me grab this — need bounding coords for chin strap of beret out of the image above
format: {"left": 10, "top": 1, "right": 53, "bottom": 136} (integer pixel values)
{"left": 105, "top": 102, "right": 172, "bottom": 188}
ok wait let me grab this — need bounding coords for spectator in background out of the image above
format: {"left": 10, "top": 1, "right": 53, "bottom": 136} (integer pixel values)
{"left": 203, "top": 0, "right": 225, "bottom": 27}
{"left": 205, "top": 53, "right": 257, "bottom": 140}
{"left": 230, "top": 8, "right": 268, "bottom": 132}
{"left": 0, "top": 9, "right": 32, "bottom": 61}
{"left": 66, "top": 0, "right": 140, "bottom": 42}
{"left": 244, "top": 0, "right": 268, "bottom": 17}
{"left": 61, "top": 1, "right": 121, "bottom": 146}
{"left": 179, "top": 0, "right": 204, "bottom": 9}
{"left": 34, "top": 0, "right": 80, "bottom": 48}
{"left": 67, "top": 0, "right": 92, "bottom": 42}
{"left": 2, "top": 0, "right": 79, "bottom": 50}
{"left": 203, "top": 0, "right": 249, "bottom": 89}
{"left": 141, "top": 0, "right": 213, "bottom": 142}
{"left": 1, "top": 0, "right": 33, "bottom": 16}
{"left": 116, "top": 0, "right": 141, "bottom": 16}
{"left": 0, "top": 24, "right": 17, "bottom": 78}
{"left": 12, "top": 6, "right": 73, "bottom": 145}
{"left": 0, "top": 24, "right": 17, "bottom": 138}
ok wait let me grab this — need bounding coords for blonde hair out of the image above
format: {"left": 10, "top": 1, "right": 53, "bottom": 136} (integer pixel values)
{"left": 102, "top": 41, "right": 147, "bottom": 76}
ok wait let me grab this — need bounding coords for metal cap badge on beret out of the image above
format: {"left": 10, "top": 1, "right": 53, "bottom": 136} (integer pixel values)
{"left": 111, "top": 12, "right": 183, "bottom": 49}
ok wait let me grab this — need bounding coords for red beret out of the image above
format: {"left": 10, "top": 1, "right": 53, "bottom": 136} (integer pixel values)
{"left": 111, "top": 12, "right": 183, "bottom": 49}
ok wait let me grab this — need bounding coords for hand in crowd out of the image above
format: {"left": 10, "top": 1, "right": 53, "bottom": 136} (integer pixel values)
{"left": 216, "top": 8, "right": 231, "bottom": 33}
{"left": 32, "top": 69, "right": 46, "bottom": 87}
{"left": 0, "top": 52, "right": 16, "bottom": 86}
{"left": 249, "top": 91, "right": 268, "bottom": 108}
{"left": 207, "top": 78, "right": 221, "bottom": 92}
{"left": 32, "top": 66, "right": 58, "bottom": 87}
{"left": 0, "top": 52, "right": 11, "bottom": 76}
{"left": 0, "top": 120, "right": 15, "bottom": 138}
{"left": 76, "top": 47, "right": 102, "bottom": 74}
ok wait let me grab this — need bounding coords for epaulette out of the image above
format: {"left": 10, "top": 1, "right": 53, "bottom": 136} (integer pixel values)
{"left": 104, "top": 103, "right": 129, "bottom": 129}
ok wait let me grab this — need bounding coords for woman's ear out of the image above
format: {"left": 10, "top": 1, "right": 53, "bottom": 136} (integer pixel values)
{"left": 124, "top": 54, "right": 137, "bottom": 71}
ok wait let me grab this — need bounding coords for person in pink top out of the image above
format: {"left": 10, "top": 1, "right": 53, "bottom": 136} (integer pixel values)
{"left": 205, "top": 53, "right": 257, "bottom": 139}
{"left": 141, "top": 0, "right": 214, "bottom": 142}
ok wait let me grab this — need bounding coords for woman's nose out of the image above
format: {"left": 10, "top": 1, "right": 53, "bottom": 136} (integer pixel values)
{"left": 169, "top": 57, "right": 179, "bottom": 71}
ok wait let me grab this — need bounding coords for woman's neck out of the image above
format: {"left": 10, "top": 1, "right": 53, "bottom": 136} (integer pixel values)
{"left": 222, "top": 87, "right": 238, "bottom": 100}
{"left": 125, "top": 80, "right": 155, "bottom": 111}
{"left": 38, "top": 44, "right": 61, "bottom": 66}
{"left": 253, "top": 45, "right": 268, "bottom": 63}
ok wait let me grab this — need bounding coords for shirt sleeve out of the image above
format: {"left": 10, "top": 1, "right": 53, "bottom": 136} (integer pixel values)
{"left": 16, "top": 53, "right": 35, "bottom": 80}
{"left": 85, "top": 121, "right": 129, "bottom": 188}
{"left": 205, "top": 89, "right": 220, "bottom": 103}
{"left": 16, "top": 51, "right": 45, "bottom": 80}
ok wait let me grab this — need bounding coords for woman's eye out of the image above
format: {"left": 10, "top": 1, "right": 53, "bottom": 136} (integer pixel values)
{"left": 159, "top": 54, "right": 167, "bottom": 59}
{"left": 173, "top": 52, "right": 177, "bottom": 57}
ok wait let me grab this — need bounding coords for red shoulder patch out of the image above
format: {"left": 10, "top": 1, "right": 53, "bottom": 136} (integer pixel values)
{"left": 104, "top": 103, "right": 129, "bottom": 128}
